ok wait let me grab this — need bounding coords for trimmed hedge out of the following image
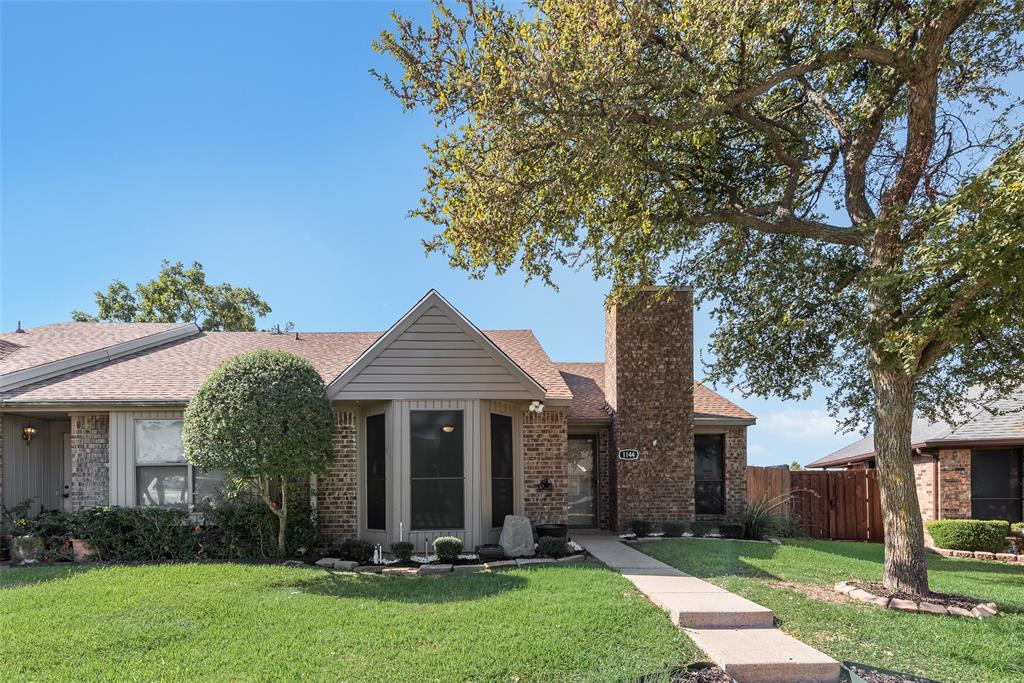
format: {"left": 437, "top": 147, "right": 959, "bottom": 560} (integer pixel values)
{"left": 690, "top": 521, "right": 713, "bottom": 538}
{"left": 661, "top": 521, "right": 687, "bottom": 537}
{"left": 537, "top": 536, "right": 568, "bottom": 558}
{"left": 925, "top": 519, "right": 1009, "bottom": 553}
{"left": 718, "top": 523, "right": 745, "bottom": 539}
{"left": 629, "top": 519, "right": 654, "bottom": 537}
{"left": 1012, "top": 522, "right": 1023, "bottom": 538}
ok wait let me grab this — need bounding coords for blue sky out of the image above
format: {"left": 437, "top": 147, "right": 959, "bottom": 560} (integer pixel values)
{"left": 3, "top": 1, "right": 912, "bottom": 466}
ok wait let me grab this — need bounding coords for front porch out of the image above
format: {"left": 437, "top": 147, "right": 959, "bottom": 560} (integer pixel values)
{"left": 1, "top": 412, "right": 73, "bottom": 518}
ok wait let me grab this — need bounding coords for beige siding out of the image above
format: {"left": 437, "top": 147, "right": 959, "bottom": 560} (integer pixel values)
{"left": 1, "top": 415, "right": 67, "bottom": 516}
{"left": 108, "top": 409, "right": 183, "bottom": 507}
{"left": 337, "top": 307, "right": 538, "bottom": 400}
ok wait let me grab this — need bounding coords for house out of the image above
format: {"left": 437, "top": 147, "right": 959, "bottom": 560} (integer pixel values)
{"left": 1, "top": 288, "right": 755, "bottom": 548}
{"left": 807, "top": 393, "right": 1024, "bottom": 523}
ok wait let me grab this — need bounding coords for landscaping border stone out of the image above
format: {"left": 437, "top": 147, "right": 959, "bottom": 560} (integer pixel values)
{"left": 835, "top": 581, "right": 999, "bottom": 619}
{"left": 928, "top": 546, "right": 1021, "bottom": 563}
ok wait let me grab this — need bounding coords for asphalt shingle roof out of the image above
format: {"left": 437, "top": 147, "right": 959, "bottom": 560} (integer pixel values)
{"left": 808, "top": 389, "right": 1024, "bottom": 468}
{"left": 1, "top": 326, "right": 572, "bottom": 404}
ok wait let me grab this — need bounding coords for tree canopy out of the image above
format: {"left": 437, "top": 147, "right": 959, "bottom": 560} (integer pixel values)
{"left": 72, "top": 260, "right": 272, "bottom": 332}
{"left": 183, "top": 350, "right": 334, "bottom": 554}
{"left": 376, "top": 0, "right": 1024, "bottom": 592}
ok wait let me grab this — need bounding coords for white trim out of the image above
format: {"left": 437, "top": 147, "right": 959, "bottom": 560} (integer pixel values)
{"left": 326, "top": 290, "right": 546, "bottom": 399}
{"left": 1, "top": 323, "right": 200, "bottom": 392}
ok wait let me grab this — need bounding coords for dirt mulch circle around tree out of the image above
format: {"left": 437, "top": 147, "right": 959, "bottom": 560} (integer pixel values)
{"left": 843, "top": 661, "right": 940, "bottom": 683}
{"left": 635, "top": 663, "right": 732, "bottom": 683}
{"left": 836, "top": 580, "right": 998, "bottom": 618}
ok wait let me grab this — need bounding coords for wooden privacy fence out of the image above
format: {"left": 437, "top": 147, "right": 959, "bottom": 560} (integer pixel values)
{"left": 747, "top": 466, "right": 884, "bottom": 542}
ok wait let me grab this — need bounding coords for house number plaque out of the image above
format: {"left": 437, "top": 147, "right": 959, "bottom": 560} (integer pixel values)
{"left": 618, "top": 449, "right": 640, "bottom": 461}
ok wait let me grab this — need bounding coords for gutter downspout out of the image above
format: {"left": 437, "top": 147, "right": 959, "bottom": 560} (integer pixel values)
{"left": 932, "top": 452, "right": 940, "bottom": 521}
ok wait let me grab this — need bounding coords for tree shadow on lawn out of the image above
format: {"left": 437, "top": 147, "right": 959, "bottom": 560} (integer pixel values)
{"left": 0, "top": 563, "right": 94, "bottom": 589}
{"left": 288, "top": 568, "right": 530, "bottom": 604}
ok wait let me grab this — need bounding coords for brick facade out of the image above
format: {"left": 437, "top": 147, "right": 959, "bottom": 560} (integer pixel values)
{"left": 69, "top": 413, "right": 109, "bottom": 511}
{"left": 317, "top": 408, "right": 358, "bottom": 544}
{"left": 595, "top": 427, "right": 613, "bottom": 530}
{"left": 939, "top": 448, "right": 971, "bottom": 519}
{"left": 522, "top": 408, "right": 568, "bottom": 524}
{"left": 605, "top": 289, "right": 696, "bottom": 525}
{"left": 912, "top": 454, "right": 936, "bottom": 522}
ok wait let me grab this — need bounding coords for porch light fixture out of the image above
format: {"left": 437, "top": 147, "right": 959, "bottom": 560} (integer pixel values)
{"left": 442, "top": 424, "right": 456, "bottom": 433}
{"left": 22, "top": 425, "right": 38, "bottom": 444}
{"left": 529, "top": 400, "right": 545, "bottom": 414}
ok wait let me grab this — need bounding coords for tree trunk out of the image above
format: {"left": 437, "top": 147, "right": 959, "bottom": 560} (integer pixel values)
{"left": 871, "top": 364, "right": 929, "bottom": 594}
{"left": 277, "top": 475, "right": 288, "bottom": 557}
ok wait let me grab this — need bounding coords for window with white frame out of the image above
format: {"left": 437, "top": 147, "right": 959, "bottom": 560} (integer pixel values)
{"left": 135, "top": 419, "right": 224, "bottom": 509}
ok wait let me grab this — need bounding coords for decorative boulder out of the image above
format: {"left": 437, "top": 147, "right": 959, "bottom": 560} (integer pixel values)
{"left": 498, "top": 515, "right": 535, "bottom": 558}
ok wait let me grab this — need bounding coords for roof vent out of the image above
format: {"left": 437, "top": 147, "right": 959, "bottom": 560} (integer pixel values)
{"left": 15, "top": 320, "right": 25, "bottom": 333}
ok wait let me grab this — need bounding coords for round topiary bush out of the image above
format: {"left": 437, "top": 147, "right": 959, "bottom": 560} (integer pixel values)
{"left": 925, "top": 519, "right": 1009, "bottom": 553}
{"left": 690, "top": 521, "right": 713, "bottom": 537}
{"left": 1011, "top": 522, "right": 1024, "bottom": 538}
{"left": 390, "top": 541, "right": 414, "bottom": 562}
{"left": 183, "top": 349, "right": 333, "bottom": 556}
{"left": 537, "top": 536, "right": 568, "bottom": 558}
{"left": 433, "top": 536, "right": 463, "bottom": 563}
{"left": 338, "top": 538, "right": 375, "bottom": 564}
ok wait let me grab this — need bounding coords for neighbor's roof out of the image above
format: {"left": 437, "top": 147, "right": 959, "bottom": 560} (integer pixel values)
{"left": 0, "top": 322, "right": 191, "bottom": 375}
{"left": 807, "top": 390, "right": 1024, "bottom": 468}
{"left": 0, "top": 323, "right": 571, "bottom": 404}
{"left": 555, "top": 362, "right": 755, "bottom": 424}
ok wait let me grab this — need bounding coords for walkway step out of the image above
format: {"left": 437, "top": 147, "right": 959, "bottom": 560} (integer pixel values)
{"left": 656, "top": 592, "right": 775, "bottom": 628}
{"left": 686, "top": 627, "right": 841, "bottom": 683}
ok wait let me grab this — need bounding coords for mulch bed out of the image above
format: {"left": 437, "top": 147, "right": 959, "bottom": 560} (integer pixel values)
{"left": 637, "top": 664, "right": 731, "bottom": 683}
{"left": 844, "top": 662, "right": 939, "bottom": 683}
{"left": 848, "top": 581, "right": 984, "bottom": 610}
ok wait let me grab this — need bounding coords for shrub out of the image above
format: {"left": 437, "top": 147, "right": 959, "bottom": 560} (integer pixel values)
{"left": 925, "top": 519, "right": 1009, "bottom": 553}
{"left": 338, "top": 538, "right": 376, "bottom": 564}
{"left": 433, "top": 536, "right": 464, "bottom": 563}
{"left": 199, "top": 489, "right": 316, "bottom": 559}
{"left": 74, "top": 506, "right": 200, "bottom": 562}
{"left": 662, "top": 521, "right": 687, "bottom": 537}
{"left": 1011, "top": 522, "right": 1023, "bottom": 538}
{"left": 629, "top": 519, "right": 654, "bottom": 537}
{"left": 769, "top": 514, "right": 804, "bottom": 538}
{"left": 28, "top": 510, "right": 75, "bottom": 561}
{"left": 390, "top": 541, "right": 414, "bottom": 562}
{"left": 718, "top": 523, "right": 745, "bottom": 539}
{"left": 537, "top": 536, "right": 568, "bottom": 558}
{"left": 690, "top": 521, "right": 713, "bottom": 537}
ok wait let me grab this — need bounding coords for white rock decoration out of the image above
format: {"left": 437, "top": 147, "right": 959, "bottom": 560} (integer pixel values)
{"left": 498, "top": 515, "right": 535, "bottom": 557}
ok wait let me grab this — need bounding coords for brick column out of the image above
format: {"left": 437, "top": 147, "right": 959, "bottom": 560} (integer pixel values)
{"left": 606, "top": 288, "right": 695, "bottom": 525}
{"left": 723, "top": 426, "right": 748, "bottom": 519}
{"left": 317, "top": 408, "right": 358, "bottom": 544}
{"left": 522, "top": 408, "right": 568, "bottom": 524}
{"left": 70, "top": 413, "right": 110, "bottom": 510}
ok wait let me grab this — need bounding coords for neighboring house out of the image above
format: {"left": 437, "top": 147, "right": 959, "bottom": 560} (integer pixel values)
{"left": 807, "top": 393, "right": 1024, "bottom": 523}
{"left": 1, "top": 288, "right": 754, "bottom": 547}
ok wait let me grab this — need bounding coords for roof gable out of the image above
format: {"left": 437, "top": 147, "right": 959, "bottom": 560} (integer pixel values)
{"left": 327, "top": 290, "right": 547, "bottom": 400}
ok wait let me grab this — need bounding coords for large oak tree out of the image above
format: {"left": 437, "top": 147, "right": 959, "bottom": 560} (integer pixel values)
{"left": 376, "top": 0, "right": 1024, "bottom": 592}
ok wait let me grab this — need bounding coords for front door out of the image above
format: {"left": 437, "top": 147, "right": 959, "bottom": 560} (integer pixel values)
{"left": 568, "top": 436, "right": 597, "bottom": 527}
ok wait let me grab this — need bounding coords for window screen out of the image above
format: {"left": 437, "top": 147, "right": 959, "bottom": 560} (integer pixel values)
{"left": 410, "top": 411, "right": 464, "bottom": 529}
{"left": 366, "top": 413, "right": 387, "bottom": 530}
{"left": 694, "top": 434, "right": 726, "bottom": 515}
{"left": 490, "top": 413, "right": 514, "bottom": 527}
{"left": 971, "top": 449, "right": 1022, "bottom": 522}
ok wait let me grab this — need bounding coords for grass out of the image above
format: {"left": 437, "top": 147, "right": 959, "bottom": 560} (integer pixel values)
{"left": 637, "top": 537, "right": 1024, "bottom": 682}
{"left": 0, "top": 561, "right": 698, "bottom": 682}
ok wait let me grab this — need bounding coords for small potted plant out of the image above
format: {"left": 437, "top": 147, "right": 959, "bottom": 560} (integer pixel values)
{"left": 3, "top": 499, "right": 43, "bottom": 563}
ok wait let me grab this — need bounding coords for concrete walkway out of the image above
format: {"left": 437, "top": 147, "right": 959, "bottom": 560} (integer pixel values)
{"left": 575, "top": 532, "right": 840, "bottom": 683}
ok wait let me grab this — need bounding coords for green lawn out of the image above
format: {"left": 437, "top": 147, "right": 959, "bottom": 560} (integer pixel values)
{"left": 0, "top": 562, "right": 698, "bottom": 682}
{"left": 637, "top": 538, "right": 1024, "bottom": 683}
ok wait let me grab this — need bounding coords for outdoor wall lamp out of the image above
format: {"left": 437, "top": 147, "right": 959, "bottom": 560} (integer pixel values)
{"left": 442, "top": 424, "right": 456, "bottom": 433}
{"left": 529, "top": 400, "right": 545, "bottom": 414}
{"left": 537, "top": 479, "right": 554, "bottom": 492}
{"left": 22, "top": 425, "right": 38, "bottom": 444}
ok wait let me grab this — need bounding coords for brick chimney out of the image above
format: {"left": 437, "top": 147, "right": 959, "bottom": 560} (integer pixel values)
{"left": 605, "top": 287, "right": 695, "bottom": 527}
